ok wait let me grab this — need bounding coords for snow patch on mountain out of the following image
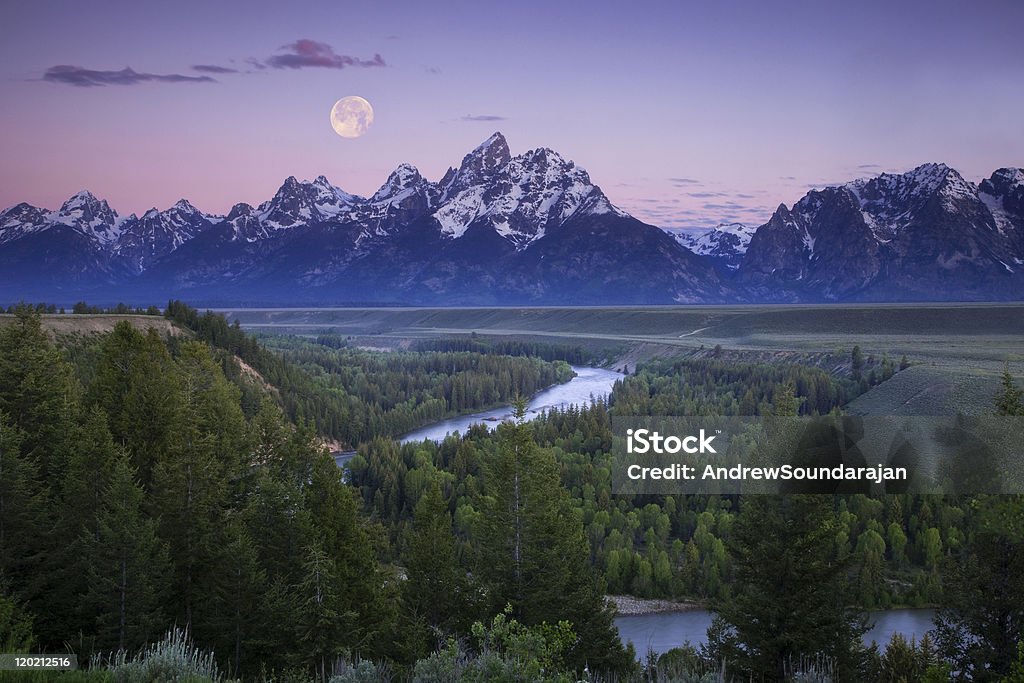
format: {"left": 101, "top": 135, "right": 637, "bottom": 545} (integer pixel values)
{"left": 435, "top": 185, "right": 486, "bottom": 239}
{"left": 51, "top": 191, "right": 125, "bottom": 245}
{"left": 845, "top": 163, "right": 978, "bottom": 240}
{"left": 435, "top": 144, "right": 625, "bottom": 249}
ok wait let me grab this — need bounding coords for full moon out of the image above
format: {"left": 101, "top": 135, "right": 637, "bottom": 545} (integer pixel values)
{"left": 330, "top": 96, "right": 374, "bottom": 138}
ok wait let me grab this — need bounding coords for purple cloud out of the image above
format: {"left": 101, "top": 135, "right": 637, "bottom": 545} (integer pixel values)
{"left": 44, "top": 65, "right": 216, "bottom": 87}
{"left": 191, "top": 64, "right": 238, "bottom": 74}
{"left": 266, "top": 40, "right": 386, "bottom": 69}
{"left": 461, "top": 114, "right": 507, "bottom": 122}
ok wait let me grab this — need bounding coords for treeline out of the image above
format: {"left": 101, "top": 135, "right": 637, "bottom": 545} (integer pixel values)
{"left": 163, "top": 301, "right": 574, "bottom": 446}
{"left": 0, "top": 301, "right": 163, "bottom": 315}
{"left": 0, "top": 309, "right": 631, "bottom": 680}
{"left": 611, "top": 356, "right": 879, "bottom": 416}
{"left": 72, "top": 302, "right": 163, "bottom": 315}
{"left": 262, "top": 335, "right": 573, "bottom": 436}
{"left": 412, "top": 336, "right": 596, "bottom": 364}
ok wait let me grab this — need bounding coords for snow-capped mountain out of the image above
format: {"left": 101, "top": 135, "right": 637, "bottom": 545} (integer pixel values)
{"left": 0, "top": 136, "right": 1021, "bottom": 305}
{"left": 668, "top": 223, "right": 755, "bottom": 270}
{"left": 0, "top": 191, "right": 126, "bottom": 246}
{"left": 51, "top": 191, "right": 126, "bottom": 246}
{"left": 434, "top": 134, "right": 626, "bottom": 250}
{"left": 114, "top": 200, "right": 218, "bottom": 272}
{"left": 741, "top": 163, "right": 1024, "bottom": 301}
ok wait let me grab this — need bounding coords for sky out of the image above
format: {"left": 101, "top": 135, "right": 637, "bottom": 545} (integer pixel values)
{"left": 1, "top": 0, "right": 1023, "bottom": 231}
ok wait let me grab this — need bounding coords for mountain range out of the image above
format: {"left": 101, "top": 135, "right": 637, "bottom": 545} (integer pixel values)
{"left": 1, "top": 132, "right": 1022, "bottom": 305}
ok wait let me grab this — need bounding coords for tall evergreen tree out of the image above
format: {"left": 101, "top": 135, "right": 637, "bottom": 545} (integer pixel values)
{"left": 52, "top": 406, "right": 120, "bottom": 646}
{"left": 0, "top": 413, "right": 40, "bottom": 594}
{"left": 88, "top": 322, "right": 183, "bottom": 489}
{"left": 82, "top": 451, "right": 170, "bottom": 653}
{"left": 933, "top": 495, "right": 1024, "bottom": 681}
{"left": 0, "top": 308, "right": 79, "bottom": 485}
{"left": 403, "top": 480, "right": 468, "bottom": 643}
{"left": 708, "top": 495, "right": 868, "bottom": 681}
{"left": 295, "top": 542, "right": 346, "bottom": 682}
{"left": 304, "top": 448, "right": 393, "bottom": 659}
{"left": 995, "top": 366, "right": 1024, "bottom": 416}
{"left": 150, "top": 342, "right": 247, "bottom": 637}
{"left": 477, "top": 399, "right": 632, "bottom": 674}
{"left": 210, "top": 518, "right": 268, "bottom": 678}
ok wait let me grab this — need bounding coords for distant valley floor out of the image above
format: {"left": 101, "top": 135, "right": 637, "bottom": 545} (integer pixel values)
{"left": 221, "top": 303, "right": 1024, "bottom": 416}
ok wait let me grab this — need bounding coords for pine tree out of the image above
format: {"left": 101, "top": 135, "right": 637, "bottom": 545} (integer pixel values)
{"left": 477, "top": 399, "right": 632, "bottom": 674}
{"left": 995, "top": 366, "right": 1024, "bottom": 416}
{"left": 708, "top": 495, "right": 868, "bottom": 680}
{"left": 51, "top": 406, "right": 120, "bottom": 645}
{"left": 770, "top": 381, "right": 800, "bottom": 416}
{"left": 88, "top": 323, "right": 184, "bottom": 490}
{"left": 0, "top": 307, "right": 79, "bottom": 485}
{"left": 150, "top": 409, "right": 230, "bottom": 637}
{"left": 304, "top": 448, "right": 393, "bottom": 659}
{"left": 0, "top": 413, "right": 42, "bottom": 595}
{"left": 210, "top": 518, "right": 268, "bottom": 678}
{"left": 851, "top": 345, "right": 865, "bottom": 381}
{"left": 149, "top": 342, "right": 247, "bottom": 638}
{"left": 295, "top": 543, "right": 346, "bottom": 681}
{"left": 403, "top": 481, "right": 468, "bottom": 640}
{"left": 82, "top": 451, "right": 170, "bottom": 652}
{"left": 933, "top": 495, "right": 1024, "bottom": 680}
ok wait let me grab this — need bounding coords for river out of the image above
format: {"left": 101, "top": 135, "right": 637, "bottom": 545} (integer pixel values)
{"left": 377, "top": 366, "right": 937, "bottom": 661}
{"left": 615, "top": 608, "right": 936, "bottom": 659}
{"left": 399, "top": 365, "right": 623, "bottom": 443}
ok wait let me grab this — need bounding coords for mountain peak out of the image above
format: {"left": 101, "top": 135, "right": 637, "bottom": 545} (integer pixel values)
{"left": 468, "top": 132, "right": 510, "bottom": 166}
{"left": 477, "top": 131, "right": 508, "bottom": 151}
{"left": 52, "top": 189, "right": 123, "bottom": 245}
{"left": 985, "top": 167, "right": 1024, "bottom": 190}
{"left": 669, "top": 222, "right": 754, "bottom": 268}
{"left": 227, "top": 203, "right": 254, "bottom": 220}
{"left": 372, "top": 163, "right": 426, "bottom": 202}
{"left": 444, "top": 132, "right": 512, "bottom": 197}
{"left": 60, "top": 190, "right": 103, "bottom": 212}
{"left": 172, "top": 198, "right": 199, "bottom": 214}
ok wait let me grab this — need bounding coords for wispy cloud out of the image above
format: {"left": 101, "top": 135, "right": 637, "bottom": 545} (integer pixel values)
{"left": 266, "top": 40, "right": 386, "bottom": 69}
{"left": 857, "top": 163, "right": 881, "bottom": 170}
{"left": 191, "top": 64, "right": 238, "bottom": 74}
{"left": 668, "top": 177, "right": 701, "bottom": 186}
{"left": 461, "top": 114, "right": 507, "bottom": 122}
{"left": 687, "top": 191, "right": 727, "bottom": 199}
{"left": 44, "top": 65, "right": 216, "bottom": 87}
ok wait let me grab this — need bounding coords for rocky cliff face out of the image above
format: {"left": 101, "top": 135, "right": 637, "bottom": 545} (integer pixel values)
{"left": 740, "top": 164, "right": 1024, "bottom": 301}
